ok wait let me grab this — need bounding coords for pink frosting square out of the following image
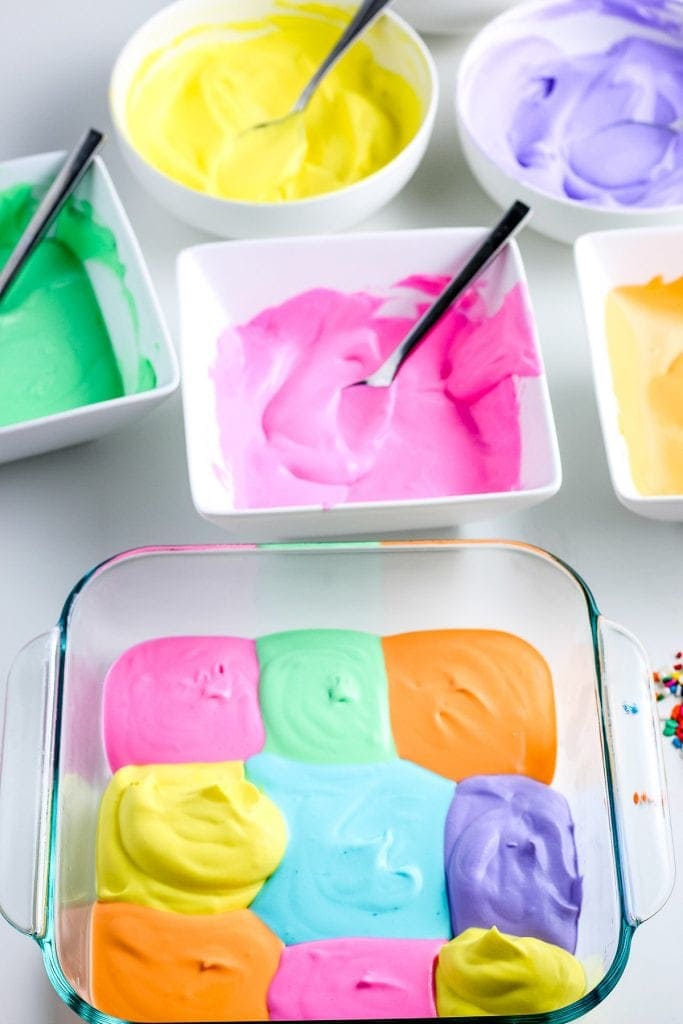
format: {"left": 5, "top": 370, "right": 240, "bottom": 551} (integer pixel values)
{"left": 103, "top": 636, "right": 264, "bottom": 771}
{"left": 267, "top": 938, "right": 442, "bottom": 1020}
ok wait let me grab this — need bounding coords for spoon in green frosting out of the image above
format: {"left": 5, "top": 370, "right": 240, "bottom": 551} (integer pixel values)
{"left": 0, "top": 128, "right": 104, "bottom": 305}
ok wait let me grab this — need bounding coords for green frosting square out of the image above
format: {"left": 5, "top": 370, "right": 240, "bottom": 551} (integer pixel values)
{"left": 256, "top": 629, "right": 396, "bottom": 764}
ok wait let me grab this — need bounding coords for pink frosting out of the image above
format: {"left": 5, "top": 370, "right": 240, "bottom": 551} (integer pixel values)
{"left": 212, "top": 276, "right": 541, "bottom": 509}
{"left": 267, "top": 938, "right": 443, "bottom": 1020}
{"left": 102, "top": 636, "right": 264, "bottom": 771}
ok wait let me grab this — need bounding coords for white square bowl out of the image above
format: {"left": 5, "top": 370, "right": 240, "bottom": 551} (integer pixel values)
{"left": 0, "top": 151, "right": 179, "bottom": 464}
{"left": 575, "top": 227, "right": 683, "bottom": 521}
{"left": 179, "top": 229, "right": 562, "bottom": 541}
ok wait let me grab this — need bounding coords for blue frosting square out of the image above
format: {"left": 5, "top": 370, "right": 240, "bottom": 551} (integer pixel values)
{"left": 246, "top": 753, "right": 455, "bottom": 944}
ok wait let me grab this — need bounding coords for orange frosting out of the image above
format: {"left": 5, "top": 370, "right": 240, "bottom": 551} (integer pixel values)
{"left": 90, "top": 902, "right": 283, "bottom": 1022}
{"left": 382, "top": 629, "right": 556, "bottom": 783}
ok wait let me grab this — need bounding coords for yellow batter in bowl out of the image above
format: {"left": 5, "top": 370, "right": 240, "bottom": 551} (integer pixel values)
{"left": 125, "top": 3, "right": 423, "bottom": 202}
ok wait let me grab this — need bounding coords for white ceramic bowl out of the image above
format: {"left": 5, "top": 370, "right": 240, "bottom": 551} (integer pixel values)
{"left": 456, "top": 0, "right": 683, "bottom": 244}
{"left": 109, "top": 0, "right": 438, "bottom": 239}
{"left": 0, "top": 151, "right": 179, "bottom": 465}
{"left": 575, "top": 226, "right": 683, "bottom": 521}
{"left": 178, "top": 228, "right": 561, "bottom": 540}
{"left": 394, "top": 0, "right": 522, "bottom": 35}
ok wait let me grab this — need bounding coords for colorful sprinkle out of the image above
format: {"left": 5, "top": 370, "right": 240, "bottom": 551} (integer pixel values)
{"left": 653, "top": 652, "right": 683, "bottom": 754}
{"left": 633, "top": 790, "right": 657, "bottom": 805}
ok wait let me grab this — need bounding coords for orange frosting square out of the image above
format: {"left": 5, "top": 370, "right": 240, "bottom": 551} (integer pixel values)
{"left": 382, "top": 629, "right": 556, "bottom": 783}
{"left": 91, "top": 903, "right": 283, "bottom": 1022}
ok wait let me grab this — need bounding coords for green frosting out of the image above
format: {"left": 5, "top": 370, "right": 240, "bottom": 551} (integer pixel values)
{"left": 257, "top": 629, "right": 397, "bottom": 764}
{"left": 0, "top": 183, "right": 155, "bottom": 428}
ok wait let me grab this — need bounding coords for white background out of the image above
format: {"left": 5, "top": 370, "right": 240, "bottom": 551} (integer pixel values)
{"left": 0, "top": 3, "right": 681, "bottom": 1022}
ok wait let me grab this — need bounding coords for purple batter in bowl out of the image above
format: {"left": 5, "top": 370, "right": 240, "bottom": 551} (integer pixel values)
{"left": 457, "top": 0, "right": 683, "bottom": 242}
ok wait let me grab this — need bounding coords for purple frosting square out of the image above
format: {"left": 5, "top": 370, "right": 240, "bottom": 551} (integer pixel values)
{"left": 444, "top": 774, "right": 582, "bottom": 952}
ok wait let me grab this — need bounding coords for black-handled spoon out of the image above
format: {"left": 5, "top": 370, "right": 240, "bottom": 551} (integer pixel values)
{"left": 0, "top": 128, "right": 105, "bottom": 305}
{"left": 350, "top": 200, "right": 532, "bottom": 389}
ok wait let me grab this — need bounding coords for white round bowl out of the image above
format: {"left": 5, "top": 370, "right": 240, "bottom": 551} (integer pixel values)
{"left": 394, "top": 0, "right": 522, "bottom": 36}
{"left": 456, "top": 0, "right": 683, "bottom": 244}
{"left": 110, "top": 0, "right": 438, "bottom": 239}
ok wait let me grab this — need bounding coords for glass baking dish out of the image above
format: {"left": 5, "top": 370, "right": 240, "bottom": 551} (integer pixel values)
{"left": 0, "top": 541, "right": 674, "bottom": 1023}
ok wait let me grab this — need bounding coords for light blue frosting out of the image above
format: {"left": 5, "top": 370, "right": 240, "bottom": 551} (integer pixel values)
{"left": 246, "top": 753, "right": 455, "bottom": 943}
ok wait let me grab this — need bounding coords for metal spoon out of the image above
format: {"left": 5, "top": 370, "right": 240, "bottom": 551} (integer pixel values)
{"left": 0, "top": 128, "right": 104, "bottom": 305}
{"left": 349, "top": 200, "right": 532, "bottom": 390}
{"left": 245, "top": 0, "right": 394, "bottom": 136}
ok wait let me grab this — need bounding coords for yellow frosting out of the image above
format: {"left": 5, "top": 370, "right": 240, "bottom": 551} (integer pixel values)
{"left": 605, "top": 275, "right": 683, "bottom": 495}
{"left": 124, "top": 4, "right": 422, "bottom": 201}
{"left": 435, "top": 927, "right": 586, "bottom": 1017}
{"left": 96, "top": 762, "right": 287, "bottom": 914}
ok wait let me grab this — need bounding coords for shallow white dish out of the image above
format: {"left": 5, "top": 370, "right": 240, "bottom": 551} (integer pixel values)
{"left": 178, "top": 227, "right": 561, "bottom": 540}
{"left": 456, "top": 0, "right": 683, "bottom": 244}
{"left": 575, "top": 226, "right": 683, "bottom": 521}
{"left": 109, "top": 0, "right": 438, "bottom": 239}
{"left": 0, "top": 151, "right": 179, "bottom": 465}
{"left": 394, "top": 0, "right": 522, "bottom": 35}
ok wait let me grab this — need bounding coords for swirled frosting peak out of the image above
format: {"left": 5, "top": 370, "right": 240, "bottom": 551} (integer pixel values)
{"left": 96, "top": 762, "right": 287, "bottom": 914}
{"left": 435, "top": 927, "right": 586, "bottom": 1017}
{"left": 444, "top": 774, "right": 582, "bottom": 952}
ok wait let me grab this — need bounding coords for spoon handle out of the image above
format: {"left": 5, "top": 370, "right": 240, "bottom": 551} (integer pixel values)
{"left": 0, "top": 128, "right": 104, "bottom": 304}
{"left": 294, "top": 0, "right": 393, "bottom": 113}
{"left": 370, "top": 201, "right": 532, "bottom": 387}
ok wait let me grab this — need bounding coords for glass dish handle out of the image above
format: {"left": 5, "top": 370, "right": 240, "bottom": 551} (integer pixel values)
{"left": 0, "top": 630, "right": 59, "bottom": 939}
{"left": 598, "top": 617, "right": 675, "bottom": 926}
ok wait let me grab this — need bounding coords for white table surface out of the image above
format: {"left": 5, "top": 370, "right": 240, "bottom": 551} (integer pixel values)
{"left": 1, "top": 3, "right": 681, "bottom": 1021}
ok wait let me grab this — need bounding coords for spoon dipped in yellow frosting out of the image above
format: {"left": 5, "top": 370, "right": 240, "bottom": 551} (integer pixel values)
{"left": 214, "top": 0, "right": 393, "bottom": 192}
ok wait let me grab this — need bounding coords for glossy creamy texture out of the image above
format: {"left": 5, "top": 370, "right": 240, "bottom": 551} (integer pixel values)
{"left": 103, "top": 636, "right": 264, "bottom": 771}
{"left": 213, "top": 277, "right": 540, "bottom": 508}
{"left": 605, "top": 275, "right": 683, "bottom": 494}
{"left": 470, "top": 5, "right": 683, "bottom": 207}
{"left": 125, "top": 6, "right": 422, "bottom": 202}
{"left": 435, "top": 927, "right": 586, "bottom": 1017}
{"left": 96, "top": 762, "right": 287, "bottom": 914}
{"left": 91, "top": 903, "right": 283, "bottom": 1022}
{"left": 444, "top": 775, "right": 582, "bottom": 952}
{"left": 383, "top": 629, "right": 557, "bottom": 782}
{"left": 268, "top": 938, "right": 443, "bottom": 1020}
{"left": 0, "top": 184, "right": 143, "bottom": 428}
{"left": 247, "top": 753, "right": 454, "bottom": 943}
{"left": 257, "top": 629, "right": 395, "bottom": 763}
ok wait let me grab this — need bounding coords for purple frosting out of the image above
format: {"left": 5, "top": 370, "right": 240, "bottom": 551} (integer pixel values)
{"left": 444, "top": 775, "right": 582, "bottom": 953}
{"left": 547, "top": 0, "right": 683, "bottom": 35}
{"left": 466, "top": 3, "right": 683, "bottom": 208}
